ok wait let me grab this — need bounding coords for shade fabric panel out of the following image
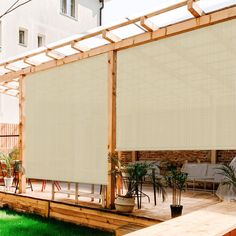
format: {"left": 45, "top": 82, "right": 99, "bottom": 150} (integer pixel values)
{"left": 25, "top": 54, "right": 108, "bottom": 184}
{"left": 117, "top": 19, "right": 236, "bottom": 151}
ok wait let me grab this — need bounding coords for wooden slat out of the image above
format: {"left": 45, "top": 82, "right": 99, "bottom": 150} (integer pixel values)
{"left": 116, "top": 223, "right": 146, "bottom": 236}
{"left": 71, "top": 42, "right": 90, "bottom": 52}
{"left": 102, "top": 30, "right": 121, "bottom": 43}
{"left": 1, "top": 5, "right": 235, "bottom": 83}
{"left": 4, "top": 64, "right": 20, "bottom": 72}
{"left": 0, "top": 192, "right": 49, "bottom": 217}
{"left": 187, "top": 0, "right": 205, "bottom": 17}
{"left": 125, "top": 202, "right": 236, "bottom": 236}
{"left": 50, "top": 202, "right": 159, "bottom": 227}
{"left": 140, "top": 16, "right": 159, "bottom": 32}
{"left": 46, "top": 50, "right": 65, "bottom": 60}
{"left": 0, "top": 0, "right": 190, "bottom": 70}
{"left": 24, "top": 58, "right": 39, "bottom": 66}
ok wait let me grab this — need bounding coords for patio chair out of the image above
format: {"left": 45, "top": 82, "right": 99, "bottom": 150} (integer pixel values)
{"left": 203, "top": 164, "right": 224, "bottom": 192}
{"left": 181, "top": 163, "right": 208, "bottom": 191}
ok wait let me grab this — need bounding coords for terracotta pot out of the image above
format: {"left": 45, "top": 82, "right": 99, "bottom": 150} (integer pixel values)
{"left": 115, "top": 195, "right": 135, "bottom": 213}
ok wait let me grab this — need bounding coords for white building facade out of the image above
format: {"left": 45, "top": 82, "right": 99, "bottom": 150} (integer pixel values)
{"left": 0, "top": 0, "right": 101, "bottom": 59}
{"left": 0, "top": 0, "right": 101, "bottom": 123}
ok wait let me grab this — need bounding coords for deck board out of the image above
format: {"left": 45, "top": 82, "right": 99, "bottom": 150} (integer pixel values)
{"left": 125, "top": 202, "right": 236, "bottom": 236}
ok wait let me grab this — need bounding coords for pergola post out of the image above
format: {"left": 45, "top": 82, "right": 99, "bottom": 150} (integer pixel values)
{"left": 106, "top": 50, "right": 117, "bottom": 209}
{"left": 132, "top": 151, "right": 138, "bottom": 162}
{"left": 18, "top": 75, "right": 26, "bottom": 193}
{"left": 211, "top": 150, "right": 217, "bottom": 164}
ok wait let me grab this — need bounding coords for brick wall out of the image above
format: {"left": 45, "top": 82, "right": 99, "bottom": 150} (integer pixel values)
{"left": 217, "top": 150, "right": 236, "bottom": 164}
{"left": 119, "top": 150, "right": 236, "bottom": 165}
{"left": 138, "top": 151, "right": 210, "bottom": 165}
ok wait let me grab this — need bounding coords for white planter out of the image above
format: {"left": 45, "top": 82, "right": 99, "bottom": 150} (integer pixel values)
{"left": 115, "top": 195, "right": 135, "bottom": 213}
{"left": 4, "top": 177, "right": 14, "bottom": 191}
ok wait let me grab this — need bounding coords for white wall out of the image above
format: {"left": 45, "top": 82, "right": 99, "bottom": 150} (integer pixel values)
{"left": 0, "top": 0, "right": 100, "bottom": 59}
{"left": 0, "top": 95, "right": 19, "bottom": 124}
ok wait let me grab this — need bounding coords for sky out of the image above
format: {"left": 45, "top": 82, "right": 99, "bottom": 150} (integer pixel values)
{"left": 102, "top": 0, "right": 184, "bottom": 25}
{"left": 102, "top": 0, "right": 236, "bottom": 25}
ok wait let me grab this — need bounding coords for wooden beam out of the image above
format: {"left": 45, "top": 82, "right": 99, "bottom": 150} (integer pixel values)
{"left": 0, "top": 1, "right": 190, "bottom": 69}
{"left": 106, "top": 51, "right": 117, "bottom": 209}
{"left": 0, "top": 67, "right": 30, "bottom": 83}
{"left": 4, "top": 64, "right": 18, "bottom": 72}
{"left": 2, "top": 82, "right": 19, "bottom": 90}
{"left": 211, "top": 150, "right": 217, "bottom": 164}
{"left": 24, "top": 58, "right": 39, "bottom": 66}
{"left": 18, "top": 75, "right": 26, "bottom": 193}
{"left": 71, "top": 41, "right": 90, "bottom": 52}
{"left": 0, "top": 90, "right": 18, "bottom": 97}
{"left": 102, "top": 30, "right": 121, "bottom": 43}
{"left": 140, "top": 16, "right": 159, "bottom": 32}
{"left": 0, "top": 5, "right": 236, "bottom": 82}
{"left": 46, "top": 50, "right": 66, "bottom": 60}
{"left": 187, "top": 0, "right": 205, "bottom": 17}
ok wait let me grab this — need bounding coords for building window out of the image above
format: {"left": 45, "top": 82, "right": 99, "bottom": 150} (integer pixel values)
{"left": 19, "top": 28, "right": 27, "bottom": 46}
{"left": 61, "top": 0, "right": 76, "bottom": 18}
{"left": 37, "top": 34, "right": 45, "bottom": 47}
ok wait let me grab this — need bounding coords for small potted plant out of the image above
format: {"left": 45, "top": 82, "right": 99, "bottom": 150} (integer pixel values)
{"left": 165, "top": 169, "right": 188, "bottom": 218}
{"left": 0, "top": 151, "right": 16, "bottom": 190}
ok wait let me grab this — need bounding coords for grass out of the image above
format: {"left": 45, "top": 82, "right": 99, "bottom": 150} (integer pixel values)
{"left": 0, "top": 208, "right": 114, "bottom": 236}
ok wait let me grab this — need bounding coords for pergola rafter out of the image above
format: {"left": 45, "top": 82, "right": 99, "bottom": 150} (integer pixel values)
{"left": 0, "top": 0, "right": 234, "bottom": 211}
{"left": 140, "top": 16, "right": 159, "bottom": 32}
{"left": 0, "top": 0, "right": 233, "bottom": 101}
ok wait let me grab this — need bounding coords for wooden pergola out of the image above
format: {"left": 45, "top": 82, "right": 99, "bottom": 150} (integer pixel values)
{"left": 0, "top": 0, "right": 235, "bottom": 208}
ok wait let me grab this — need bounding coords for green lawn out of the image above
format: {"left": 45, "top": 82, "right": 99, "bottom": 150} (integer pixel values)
{"left": 0, "top": 209, "right": 113, "bottom": 236}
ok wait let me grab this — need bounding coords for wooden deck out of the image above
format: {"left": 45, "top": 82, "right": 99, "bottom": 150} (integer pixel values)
{"left": 0, "top": 181, "right": 221, "bottom": 235}
{"left": 4, "top": 181, "right": 220, "bottom": 221}
{"left": 125, "top": 202, "right": 236, "bottom": 236}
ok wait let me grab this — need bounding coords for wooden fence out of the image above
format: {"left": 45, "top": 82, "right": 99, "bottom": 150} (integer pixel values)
{"left": 0, "top": 123, "right": 19, "bottom": 153}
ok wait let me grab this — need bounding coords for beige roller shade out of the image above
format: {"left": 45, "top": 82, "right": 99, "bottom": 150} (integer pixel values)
{"left": 25, "top": 54, "right": 108, "bottom": 184}
{"left": 117, "top": 19, "right": 236, "bottom": 151}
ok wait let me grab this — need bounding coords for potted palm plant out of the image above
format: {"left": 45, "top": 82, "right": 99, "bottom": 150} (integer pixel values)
{"left": 217, "top": 164, "right": 236, "bottom": 200}
{"left": 0, "top": 151, "right": 16, "bottom": 190}
{"left": 114, "top": 161, "right": 150, "bottom": 212}
{"left": 165, "top": 169, "right": 188, "bottom": 218}
{"left": 114, "top": 160, "right": 166, "bottom": 212}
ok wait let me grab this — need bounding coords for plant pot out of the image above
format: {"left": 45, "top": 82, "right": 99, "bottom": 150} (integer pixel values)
{"left": 4, "top": 177, "right": 14, "bottom": 190}
{"left": 115, "top": 195, "right": 135, "bottom": 213}
{"left": 170, "top": 205, "right": 183, "bottom": 218}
